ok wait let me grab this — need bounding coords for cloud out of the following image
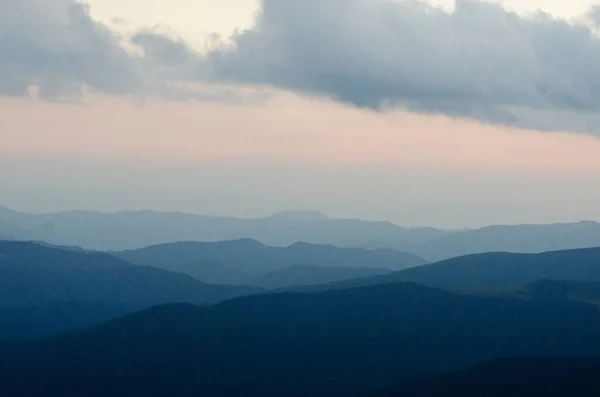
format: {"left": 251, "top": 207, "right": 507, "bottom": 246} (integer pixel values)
{"left": 196, "top": 0, "right": 600, "bottom": 133}
{"left": 131, "top": 29, "right": 205, "bottom": 82}
{"left": 0, "top": 0, "right": 143, "bottom": 99}
{"left": 0, "top": 1, "right": 263, "bottom": 106}
{"left": 6, "top": 0, "right": 600, "bottom": 133}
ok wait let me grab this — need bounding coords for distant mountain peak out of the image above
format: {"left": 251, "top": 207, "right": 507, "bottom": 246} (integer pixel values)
{"left": 223, "top": 238, "right": 265, "bottom": 248}
{"left": 266, "top": 210, "right": 330, "bottom": 223}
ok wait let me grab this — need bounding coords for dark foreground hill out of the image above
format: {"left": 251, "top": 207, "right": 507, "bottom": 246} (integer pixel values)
{"left": 373, "top": 356, "right": 600, "bottom": 397}
{"left": 114, "top": 239, "right": 421, "bottom": 286}
{"left": 297, "top": 246, "right": 600, "bottom": 292}
{"left": 2, "top": 283, "right": 600, "bottom": 397}
{"left": 0, "top": 302, "right": 140, "bottom": 339}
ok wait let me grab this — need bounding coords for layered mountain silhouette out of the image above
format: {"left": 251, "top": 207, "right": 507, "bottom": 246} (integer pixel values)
{"left": 0, "top": 241, "right": 260, "bottom": 307}
{"left": 365, "top": 221, "right": 600, "bottom": 261}
{"left": 2, "top": 282, "right": 600, "bottom": 397}
{"left": 114, "top": 239, "right": 422, "bottom": 286}
{"left": 247, "top": 265, "right": 393, "bottom": 289}
{"left": 373, "top": 356, "right": 600, "bottom": 397}
{"left": 295, "top": 246, "right": 600, "bottom": 292}
{"left": 3, "top": 206, "right": 600, "bottom": 260}
{"left": 0, "top": 206, "right": 448, "bottom": 250}
{"left": 0, "top": 241, "right": 260, "bottom": 337}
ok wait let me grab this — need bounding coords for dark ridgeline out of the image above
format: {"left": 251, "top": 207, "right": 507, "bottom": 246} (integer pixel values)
{"left": 2, "top": 282, "right": 600, "bottom": 397}
{"left": 0, "top": 241, "right": 260, "bottom": 307}
{"left": 114, "top": 239, "right": 423, "bottom": 286}
{"left": 0, "top": 241, "right": 261, "bottom": 338}
{"left": 392, "top": 247, "right": 600, "bottom": 287}
{"left": 289, "top": 246, "right": 600, "bottom": 292}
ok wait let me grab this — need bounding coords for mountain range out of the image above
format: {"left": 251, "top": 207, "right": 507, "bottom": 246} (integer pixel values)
{"left": 291, "top": 246, "right": 600, "bottom": 292}
{"left": 1, "top": 282, "right": 600, "bottom": 397}
{"left": 3, "top": 206, "right": 600, "bottom": 260}
{"left": 389, "top": 221, "right": 600, "bottom": 261}
{"left": 3, "top": 234, "right": 600, "bottom": 395}
{"left": 5, "top": 239, "right": 600, "bottom": 339}
{"left": 113, "top": 239, "right": 424, "bottom": 286}
{"left": 0, "top": 206, "right": 447, "bottom": 251}
{"left": 0, "top": 241, "right": 260, "bottom": 338}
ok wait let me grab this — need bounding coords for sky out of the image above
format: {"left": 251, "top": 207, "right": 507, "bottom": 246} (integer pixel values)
{"left": 2, "top": 0, "right": 600, "bottom": 228}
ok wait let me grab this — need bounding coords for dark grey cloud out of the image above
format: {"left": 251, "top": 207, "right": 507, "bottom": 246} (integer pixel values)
{"left": 196, "top": 0, "right": 600, "bottom": 133}
{"left": 131, "top": 30, "right": 205, "bottom": 82}
{"left": 0, "top": 0, "right": 143, "bottom": 99}
{"left": 0, "top": 1, "right": 261, "bottom": 105}
{"left": 6, "top": 0, "right": 600, "bottom": 133}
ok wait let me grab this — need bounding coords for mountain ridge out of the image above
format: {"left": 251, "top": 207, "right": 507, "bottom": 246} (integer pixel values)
{"left": 0, "top": 206, "right": 451, "bottom": 250}
{"left": 113, "top": 239, "right": 425, "bottom": 287}
{"left": 2, "top": 282, "right": 600, "bottom": 397}
{"left": 4, "top": 206, "right": 600, "bottom": 259}
{"left": 285, "top": 246, "right": 600, "bottom": 292}
{"left": 0, "top": 241, "right": 261, "bottom": 337}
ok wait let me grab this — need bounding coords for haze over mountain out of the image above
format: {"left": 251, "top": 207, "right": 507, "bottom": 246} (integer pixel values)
{"left": 6, "top": 0, "right": 600, "bottom": 396}
{"left": 0, "top": 240, "right": 259, "bottom": 307}
{"left": 114, "top": 239, "right": 423, "bottom": 287}
{"left": 2, "top": 282, "right": 600, "bottom": 397}
{"left": 0, "top": 206, "right": 448, "bottom": 251}
{"left": 4, "top": 206, "right": 600, "bottom": 261}
{"left": 296, "top": 246, "right": 600, "bottom": 292}
{"left": 379, "top": 221, "right": 600, "bottom": 261}
{"left": 0, "top": 233, "right": 13, "bottom": 241}
{"left": 0, "top": 241, "right": 260, "bottom": 337}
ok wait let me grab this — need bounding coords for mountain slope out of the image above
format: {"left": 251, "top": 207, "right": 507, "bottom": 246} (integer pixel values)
{"left": 0, "top": 241, "right": 260, "bottom": 308}
{"left": 301, "top": 247, "right": 600, "bottom": 291}
{"left": 0, "top": 302, "right": 141, "bottom": 339}
{"left": 246, "top": 265, "right": 393, "bottom": 289}
{"left": 447, "top": 279, "right": 600, "bottom": 307}
{"left": 373, "top": 356, "right": 600, "bottom": 397}
{"left": 399, "top": 221, "right": 600, "bottom": 261}
{"left": 2, "top": 283, "right": 600, "bottom": 397}
{"left": 114, "top": 240, "right": 424, "bottom": 285}
{"left": 6, "top": 206, "right": 600, "bottom": 259}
